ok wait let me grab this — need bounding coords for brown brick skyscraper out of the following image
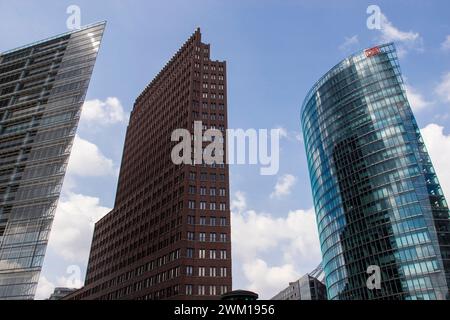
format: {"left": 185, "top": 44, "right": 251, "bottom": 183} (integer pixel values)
{"left": 67, "top": 28, "right": 232, "bottom": 300}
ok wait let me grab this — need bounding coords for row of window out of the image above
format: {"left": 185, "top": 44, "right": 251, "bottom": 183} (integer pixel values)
{"left": 193, "top": 101, "right": 225, "bottom": 111}
{"left": 189, "top": 186, "right": 226, "bottom": 196}
{"left": 193, "top": 63, "right": 224, "bottom": 73}
{"left": 201, "top": 92, "right": 224, "bottom": 100}
{"left": 201, "top": 83, "right": 224, "bottom": 90}
{"left": 186, "top": 284, "right": 228, "bottom": 296}
{"left": 187, "top": 232, "right": 228, "bottom": 242}
{"left": 188, "top": 201, "right": 227, "bottom": 211}
{"left": 192, "top": 112, "right": 225, "bottom": 121}
{"left": 189, "top": 172, "right": 226, "bottom": 181}
{"left": 187, "top": 216, "right": 227, "bottom": 226}
{"left": 186, "top": 248, "right": 227, "bottom": 259}
{"left": 186, "top": 266, "right": 228, "bottom": 277}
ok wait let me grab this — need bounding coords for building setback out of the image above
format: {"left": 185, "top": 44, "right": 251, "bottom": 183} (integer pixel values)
{"left": 301, "top": 43, "right": 450, "bottom": 299}
{"left": 271, "top": 264, "right": 327, "bottom": 300}
{"left": 0, "top": 22, "right": 105, "bottom": 300}
{"left": 271, "top": 274, "right": 327, "bottom": 300}
{"left": 65, "top": 28, "right": 232, "bottom": 300}
{"left": 48, "top": 287, "right": 77, "bottom": 300}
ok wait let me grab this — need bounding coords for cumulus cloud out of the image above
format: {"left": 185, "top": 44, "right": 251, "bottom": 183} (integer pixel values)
{"left": 421, "top": 124, "right": 450, "bottom": 199}
{"left": 231, "top": 192, "right": 321, "bottom": 298}
{"left": 270, "top": 174, "right": 297, "bottom": 199}
{"left": 231, "top": 190, "right": 247, "bottom": 214}
{"left": 435, "top": 72, "right": 450, "bottom": 103}
{"left": 35, "top": 276, "right": 55, "bottom": 300}
{"left": 48, "top": 192, "right": 111, "bottom": 262}
{"left": 441, "top": 35, "right": 450, "bottom": 51}
{"left": 378, "top": 13, "right": 423, "bottom": 57}
{"left": 242, "top": 259, "right": 299, "bottom": 298}
{"left": 339, "top": 35, "right": 359, "bottom": 53}
{"left": 81, "top": 97, "right": 128, "bottom": 125}
{"left": 275, "top": 126, "right": 303, "bottom": 143}
{"left": 405, "top": 84, "right": 432, "bottom": 112}
{"left": 67, "top": 135, "right": 116, "bottom": 177}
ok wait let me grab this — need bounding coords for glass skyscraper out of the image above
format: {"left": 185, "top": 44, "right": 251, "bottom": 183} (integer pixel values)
{"left": 301, "top": 43, "right": 450, "bottom": 300}
{"left": 0, "top": 22, "right": 105, "bottom": 299}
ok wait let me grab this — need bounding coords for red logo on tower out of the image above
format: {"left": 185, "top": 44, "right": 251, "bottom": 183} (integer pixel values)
{"left": 364, "top": 46, "right": 380, "bottom": 57}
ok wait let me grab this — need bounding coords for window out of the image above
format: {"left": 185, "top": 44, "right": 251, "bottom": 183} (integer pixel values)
{"left": 199, "top": 232, "right": 206, "bottom": 242}
{"left": 187, "top": 248, "right": 194, "bottom": 258}
{"left": 210, "top": 267, "right": 217, "bottom": 277}
{"left": 187, "top": 216, "right": 195, "bottom": 225}
{"left": 198, "top": 285, "right": 205, "bottom": 295}
{"left": 210, "top": 233, "right": 217, "bottom": 242}
{"left": 219, "top": 203, "right": 226, "bottom": 211}
{"left": 210, "top": 217, "right": 217, "bottom": 226}
{"left": 210, "top": 188, "right": 216, "bottom": 196}
{"left": 199, "top": 249, "right": 206, "bottom": 259}
{"left": 200, "top": 187, "right": 207, "bottom": 195}
{"left": 220, "top": 233, "right": 227, "bottom": 242}
{"left": 189, "top": 186, "right": 196, "bottom": 194}
{"left": 199, "top": 216, "right": 207, "bottom": 225}
{"left": 200, "top": 201, "right": 207, "bottom": 210}
{"left": 186, "top": 285, "right": 193, "bottom": 295}
{"left": 220, "top": 217, "right": 227, "bottom": 226}
{"left": 210, "top": 249, "right": 217, "bottom": 259}
{"left": 210, "top": 286, "right": 216, "bottom": 296}
{"left": 187, "top": 232, "right": 195, "bottom": 241}
{"left": 189, "top": 172, "right": 196, "bottom": 180}
{"left": 199, "top": 267, "right": 206, "bottom": 277}
{"left": 220, "top": 286, "right": 228, "bottom": 295}
{"left": 219, "top": 188, "right": 226, "bottom": 196}
{"left": 210, "top": 202, "right": 216, "bottom": 210}
{"left": 188, "top": 201, "right": 196, "bottom": 209}
{"left": 220, "top": 250, "right": 227, "bottom": 259}
{"left": 186, "top": 266, "right": 193, "bottom": 276}
{"left": 220, "top": 267, "right": 227, "bottom": 277}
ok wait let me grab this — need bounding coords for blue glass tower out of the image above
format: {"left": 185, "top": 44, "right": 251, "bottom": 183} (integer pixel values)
{"left": 301, "top": 43, "right": 450, "bottom": 300}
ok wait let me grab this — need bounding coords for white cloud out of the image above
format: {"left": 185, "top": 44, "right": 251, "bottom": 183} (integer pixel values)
{"left": 270, "top": 174, "right": 297, "bottom": 199}
{"left": 242, "top": 259, "right": 299, "bottom": 298}
{"left": 48, "top": 192, "right": 111, "bottom": 262}
{"left": 378, "top": 13, "right": 423, "bottom": 57}
{"left": 230, "top": 190, "right": 247, "bottom": 214}
{"left": 339, "top": 35, "right": 359, "bottom": 52}
{"left": 67, "top": 135, "right": 116, "bottom": 177}
{"left": 276, "top": 127, "right": 288, "bottom": 139}
{"left": 275, "top": 126, "right": 303, "bottom": 143}
{"left": 435, "top": 72, "right": 450, "bottom": 103}
{"left": 81, "top": 97, "right": 128, "bottom": 125}
{"left": 441, "top": 35, "right": 450, "bottom": 51}
{"left": 421, "top": 124, "right": 450, "bottom": 199}
{"left": 405, "top": 84, "right": 432, "bottom": 112}
{"left": 35, "top": 276, "right": 55, "bottom": 300}
{"left": 231, "top": 192, "right": 321, "bottom": 298}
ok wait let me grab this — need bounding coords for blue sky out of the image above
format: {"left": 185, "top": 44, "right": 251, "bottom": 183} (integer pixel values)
{"left": 1, "top": 0, "right": 450, "bottom": 299}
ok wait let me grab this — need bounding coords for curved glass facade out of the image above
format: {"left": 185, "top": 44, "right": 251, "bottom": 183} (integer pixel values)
{"left": 301, "top": 43, "right": 450, "bottom": 300}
